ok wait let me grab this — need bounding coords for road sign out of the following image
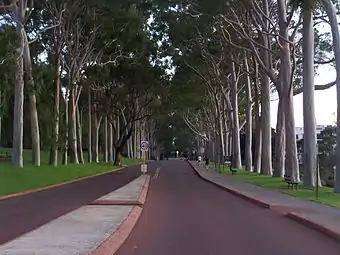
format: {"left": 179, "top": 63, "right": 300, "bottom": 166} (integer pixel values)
{"left": 140, "top": 141, "right": 149, "bottom": 152}
{"left": 141, "top": 164, "right": 148, "bottom": 174}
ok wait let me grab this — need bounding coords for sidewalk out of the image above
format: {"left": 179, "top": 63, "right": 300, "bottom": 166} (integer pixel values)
{"left": 189, "top": 161, "right": 340, "bottom": 241}
{"left": 0, "top": 174, "right": 150, "bottom": 255}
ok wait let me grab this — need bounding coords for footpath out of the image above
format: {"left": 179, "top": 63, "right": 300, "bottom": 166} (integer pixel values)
{"left": 189, "top": 161, "right": 340, "bottom": 241}
{"left": 0, "top": 174, "right": 151, "bottom": 255}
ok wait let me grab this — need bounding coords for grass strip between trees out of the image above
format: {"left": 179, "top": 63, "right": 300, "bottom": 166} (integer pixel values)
{"left": 0, "top": 149, "right": 142, "bottom": 196}
{"left": 215, "top": 165, "right": 340, "bottom": 208}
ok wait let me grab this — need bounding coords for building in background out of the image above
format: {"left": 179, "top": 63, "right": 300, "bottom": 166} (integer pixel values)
{"left": 295, "top": 125, "right": 334, "bottom": 140}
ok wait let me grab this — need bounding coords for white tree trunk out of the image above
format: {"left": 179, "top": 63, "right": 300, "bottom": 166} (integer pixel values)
{"left": 278, "top": 0, "right": 300, "bottom": 182}
{"left": 23, "top": 32, "right": 40, "bottom": 166}
{"left": 231, "top": 61, "right": 242, "bottom": 168}
{"left": 12, "top": 5, "right": 25, "bottom": 167}
{"left": 103, "top": 116, "right": 108, "bottom": 162}
{"left": 244, "top": 56, "right": 252, "bottom": 171}
{"left": 320, "top": 0, "right": 340, "bottom": 192}
{"left": 108, "top": 123, "right": 114, "bottom": 163}
{"left": 302, "top": 9, "right": 318, "bottom": 186}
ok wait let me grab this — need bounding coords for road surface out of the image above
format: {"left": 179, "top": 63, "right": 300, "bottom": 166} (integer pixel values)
{"left": 117, "top": 160, "right": 340, "bottom": 255}
{"left": 0, "top": 163, "right": 155, "bottom": 245}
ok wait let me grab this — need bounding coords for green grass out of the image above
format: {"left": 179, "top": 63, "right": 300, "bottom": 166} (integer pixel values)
{"left": 218, "top": 165, "right": 340, "bottom": 208}
{"left": 0, "top": 149, "right": 142, "bottom": 196}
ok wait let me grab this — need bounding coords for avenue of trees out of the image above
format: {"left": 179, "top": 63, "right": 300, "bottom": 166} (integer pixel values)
{"left": 151, "top": 0, "right": 340, "bottom": 190}
{"left": 1, "top": 0, "right": 340, "bottom": 191}
{"left": 0, "top": 0, "right": 169, "bottom": 167}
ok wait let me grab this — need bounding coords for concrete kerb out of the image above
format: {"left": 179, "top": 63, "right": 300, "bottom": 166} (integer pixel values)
{"left": 286, "top": 212, "right": 340, "bottom": 242}
{"left": 187, "top": 161, "right": 340, "bottom": 241}
{"left": 90, "top": 174, "right": 151, "bottom": 255}
{"left": 188, "top": 161, "right": 271, "bottom": 209}
{"left": 0, "top": 163, "right": 143, "bottom": 202}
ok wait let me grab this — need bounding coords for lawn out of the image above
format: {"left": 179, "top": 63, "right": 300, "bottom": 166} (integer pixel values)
{"left": 217, "top": 165, "right": 340, "bottom": 208}
{"left": 0, "top": 149, "right": 142, "bottom": 196}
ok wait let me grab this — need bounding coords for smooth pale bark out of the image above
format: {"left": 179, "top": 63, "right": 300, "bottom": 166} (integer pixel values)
{"left": 91, "top": 106, "right": 101, "bottom": 163}
{"left": 133, "top": 123, "right": 137, "bottom": 158}
{"left": 87, "top": 89, "right": 92, "bottom": 163}
{"left": 253, "top": 67, "right": 261, "bottom": 173}
{"left": 244, "top": 56, "right": 252, "bottom": 171}
{"left": 23, "top": 32, "right": 40, "bottom": 166}
{"left": 273, "top": 97, "right": 285, "bottom": 177}
{"left": 103, "top": 116, "right": 108, "bottom": 162}
{"left": 278, "top": 0, "right": 300, "bottom": 182}
{"left": 320, "top": 0, "right": 340, "bottom": 192}
{"left": 302, "top": 9, "right": 318, "bottom": 186}
{"left": 76, "top": 106, "right": 84, "bottom": 164}
{"left": 49, "top": 51, "right": 61, "bottom": 166}
{"left": 231, "top": 62, "right": 242, "bottom": 168}
{"left": 12, "top": 4, "right": 25, "bottom": 167}
{"left": 68, "top": 88, "right": 79, "bottom": 164}
{"left": 62, "top": 98, "right": 68, "bottom": 165}
{"left": 108, "top": 123, "right": 114, "bottom": 163}
{"left": 259, "top": 0, "right": 272, "bottom": 175}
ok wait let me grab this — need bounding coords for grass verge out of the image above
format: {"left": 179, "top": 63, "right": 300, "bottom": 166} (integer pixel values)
{"left": 0, "top": 149, "right": 142, "bottom": 196}
{"left": 216, "top": 165, "right": 340, "bottom": 208}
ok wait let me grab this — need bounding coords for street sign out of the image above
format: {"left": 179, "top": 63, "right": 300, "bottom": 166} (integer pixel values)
{"left": 141, "top": 164, "right": 148, "bottom": 174}
{"left": 140, "top": 141, "right": 149, "bottom": 152}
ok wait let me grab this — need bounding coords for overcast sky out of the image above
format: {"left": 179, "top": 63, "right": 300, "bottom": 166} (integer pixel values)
{"left": 270, "top": 64, "right": 336, "bottom": 128}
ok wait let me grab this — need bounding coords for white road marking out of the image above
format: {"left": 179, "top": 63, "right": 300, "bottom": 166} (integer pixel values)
{"left": 153, "top": 166, "right": 161, "bottom": 179}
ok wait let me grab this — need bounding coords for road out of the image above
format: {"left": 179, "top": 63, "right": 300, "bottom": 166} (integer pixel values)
{"left": 117, "top": 160, "right": 340, "bottom": 255}
{"left": 0, "top": 163, "right": 155, "bottom": 245}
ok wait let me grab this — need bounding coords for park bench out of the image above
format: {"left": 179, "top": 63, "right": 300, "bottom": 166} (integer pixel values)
{"left": 230, "top": 167, "right": 237, "bottom": 175}
{"left": 0, "top": 152, "right": 11, "bottom": 161}
{"left": 284, "top": 174, "right": 299, "bottom": 190}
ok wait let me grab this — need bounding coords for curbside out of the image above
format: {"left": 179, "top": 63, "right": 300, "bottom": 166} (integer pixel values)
{"left": 188, "top": 161, "right": 340, "bottom": 242}
{"left": 0, "top": 165, "right": 133, "bottom": 202}
{"left": 187, "top": 161, "right": 271, "bottom": 208}
{"left": 286, "top": 212, "right": 340, "bottom": 241}
{"left": 90, "top": 174, "right": 151, "bottom": 255}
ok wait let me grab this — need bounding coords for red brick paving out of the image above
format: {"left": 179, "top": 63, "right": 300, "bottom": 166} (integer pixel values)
{"left": 116, "top": 160, "right": 340, "bottom": 255}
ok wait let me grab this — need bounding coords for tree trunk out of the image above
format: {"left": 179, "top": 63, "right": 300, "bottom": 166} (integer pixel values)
{"left": 49, "top": 51, "right": 61, "bottom": 166}
{"left": 278, "top": 0, "right": 300, "bottom": 182}
{"left": 91, "top": 106, "right": 101, "bottom": 163}
{"left": 320, "top": 0, "right": 340, "bottom": 192}
{"left": 12, "top": 10, "right": 25, "bottom": 167}
{"left": 62, "top": 97, "right": 68, "bottom": 165}
{"left": 87, "top": 89, "right": 92, "bottom": 163}
{"left": 76, "top": 106, "right": 84, "bottom": 164}
{"left": 231, "top": 61, "right": 242, "bottom": 168}
{"left": 23, "top": 32, "right": 40, "bottom": 166}
{"left": 68, "top": 88, "right": 79, "bottom": 164}
{"left": 244, "top": 55, "right": 252, "bottom": 171}
{"left": 302, "top": 9, "right": 318, "bottom": 186}
{"left": 260, "top": 0, "right": 273, "bottom": 175}
{"left": 273, "top": 97, "right": 285, "bottom": 177}
{"left": 108, "top": 123, "right": 114, "bottom": 163}
{"left": 103, "top": 116, "right": 108, "bottom": 162}
{"left": 253, "top": 66, "right": 261, "bottom": 173}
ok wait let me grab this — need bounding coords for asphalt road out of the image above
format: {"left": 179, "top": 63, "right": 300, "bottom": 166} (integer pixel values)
{"left": 0, "top": 163, "right": 155, "bottom": 245}
{"left": 117, "top": 160, "right": 340, "bottom": 255}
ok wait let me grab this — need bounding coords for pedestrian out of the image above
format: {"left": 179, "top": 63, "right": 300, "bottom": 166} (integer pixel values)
{"left": 205, "top": 157, "right": 209, "bottom": 170}
{"left": 197, "top": 155, "right": 202, "bottom": 166}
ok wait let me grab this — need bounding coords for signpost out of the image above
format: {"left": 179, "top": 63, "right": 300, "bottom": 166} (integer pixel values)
{"left": 316, "top": 138, "right": 323, "bottom": 200}
{"left": 140, "top": 141, "right": 149, "bottom": 174}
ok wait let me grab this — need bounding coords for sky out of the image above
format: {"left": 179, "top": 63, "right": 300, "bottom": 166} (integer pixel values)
{"left": 270, "top": 65, "right": 337, "bottom": 128}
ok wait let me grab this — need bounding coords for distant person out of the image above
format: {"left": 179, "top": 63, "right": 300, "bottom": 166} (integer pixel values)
{"left": 197, "top": 155, "right": 202, "bottom": 166}
{"left": 205, "top": 157, "right": 209, "bottom": 169}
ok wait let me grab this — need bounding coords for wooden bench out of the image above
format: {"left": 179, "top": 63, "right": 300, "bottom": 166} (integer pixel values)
{"left": 284, "top": 175, "right": 299, "bottom": 190}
